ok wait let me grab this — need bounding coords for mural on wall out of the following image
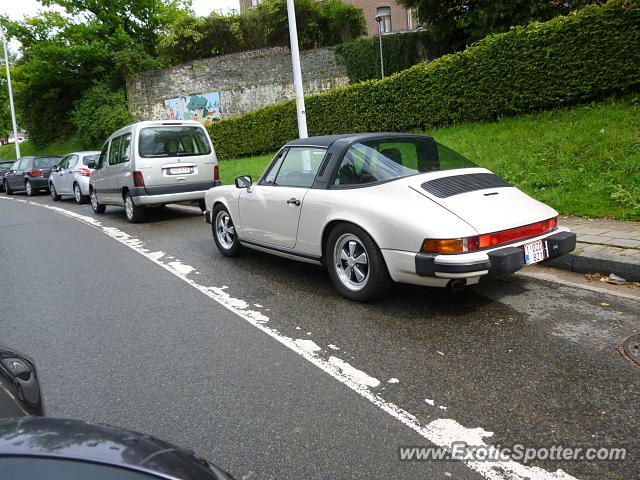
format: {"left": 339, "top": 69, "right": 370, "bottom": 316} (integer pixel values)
{"left": 164, "top": 92, "right": 221, "bottom": 124}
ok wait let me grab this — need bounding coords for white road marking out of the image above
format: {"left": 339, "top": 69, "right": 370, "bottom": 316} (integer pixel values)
{"left": 387, "top": 378, "right": 399, "bottom": 384}
{"left": 327, "top": 344, "right": 340, "bottom": 350}
{"left": 2, "top": 197, "right": 578, "bottom": 480}
{"left": 425, "top": 399, "right": 436, "bottom": 406}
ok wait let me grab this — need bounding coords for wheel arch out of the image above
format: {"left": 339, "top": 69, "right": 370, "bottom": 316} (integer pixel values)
{"left": 320, "top": 219, "right": 384, "bottom": 265}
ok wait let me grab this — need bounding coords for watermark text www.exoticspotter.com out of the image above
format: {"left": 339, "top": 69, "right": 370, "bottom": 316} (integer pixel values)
{"left": 399, "top": 443, "right": 627, "bottom": 464}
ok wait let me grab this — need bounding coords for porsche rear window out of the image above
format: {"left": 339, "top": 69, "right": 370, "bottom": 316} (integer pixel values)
{"left": 333, "top": 137, "right": 476, "bottom": 187}
{"left": 139, "top": 126, "right": 211, "bottom": 158}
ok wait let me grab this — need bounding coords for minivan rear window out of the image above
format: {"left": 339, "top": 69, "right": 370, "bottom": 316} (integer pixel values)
{"left": 138, "top": 126, "right": 211, "bottom": 158}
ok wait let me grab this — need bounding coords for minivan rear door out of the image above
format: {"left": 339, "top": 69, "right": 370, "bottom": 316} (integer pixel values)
{"left": 135, "top": 125, "right": 216, "bottom": 194}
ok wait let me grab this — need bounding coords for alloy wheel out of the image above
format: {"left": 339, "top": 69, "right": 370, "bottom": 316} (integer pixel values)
{"left": 215, "top": 210, "right": 235, "bottom": 249}
{"left": 333, "top": 233, "right": 370, "bottom": 291}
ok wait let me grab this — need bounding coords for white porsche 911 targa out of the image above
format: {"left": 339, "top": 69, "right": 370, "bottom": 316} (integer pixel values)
{"left": 204, "top": 133, "right": 576, "bottom": 301}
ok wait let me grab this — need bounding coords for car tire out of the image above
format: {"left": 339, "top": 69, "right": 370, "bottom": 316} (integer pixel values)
{"left": 90, "top": 188, "right": 106, "bottom": 214}
{"left": 50, "top": 183, "right": 61, "bottom": 201}
{"left": 4, "top": 180, "right": 13, "bottom": 195}
{"left": 212, "top": 204, "right": 243, "bottom": 257}
{"left": 124, "top": 192, "right": 144, "bottom": 223}
{"left": 25, "top": 180, "right": 35, "bottom": 196}
{"left": 73, "top": 182, "right": 88, "bottom": 204}
{"left": 326, "top": 223, "right": 392, "bottom": 302}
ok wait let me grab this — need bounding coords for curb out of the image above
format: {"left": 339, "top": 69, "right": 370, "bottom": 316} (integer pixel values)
{"left": 543, "top": 253, "right": 640, "bottom": 282}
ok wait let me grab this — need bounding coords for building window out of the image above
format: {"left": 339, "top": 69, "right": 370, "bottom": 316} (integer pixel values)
{"left": 377, "top": 7, "right": 392, "bottom": 33}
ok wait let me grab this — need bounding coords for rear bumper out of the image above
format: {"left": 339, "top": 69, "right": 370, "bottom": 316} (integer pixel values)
{"left": 28, "top": 177, "right": 50, "bottom": 190}
{"left": 130, "top": 180, "right": 221, "bottom": 206}
{"left": 414, "top": 230, "right": 576, "bottom": 280}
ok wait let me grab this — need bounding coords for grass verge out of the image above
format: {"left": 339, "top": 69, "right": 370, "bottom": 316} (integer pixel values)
{"left": 0, "top": 137, "right": 85, "bottom": 160}
{"left": 218, "top": 96, "right": 640, "bottom": 220}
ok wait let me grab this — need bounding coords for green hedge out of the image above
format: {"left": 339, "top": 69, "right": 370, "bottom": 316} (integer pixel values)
{"left": 332, "top": 30, "right": 448, "bottom": 83}
{"left": 208, "top": 0, "right": 640, "bottom": 159}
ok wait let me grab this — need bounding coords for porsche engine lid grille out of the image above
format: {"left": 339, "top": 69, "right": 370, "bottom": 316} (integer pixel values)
{"left": 421, "top": 173, "right": 512, "bottom": 198}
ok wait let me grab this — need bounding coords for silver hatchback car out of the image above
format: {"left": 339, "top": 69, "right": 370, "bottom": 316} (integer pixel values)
{"left": 89, "top": 120, "right": 221, "bottom": 222}
{"left": 49, "top": 151, "right": 100, "bottom": 204}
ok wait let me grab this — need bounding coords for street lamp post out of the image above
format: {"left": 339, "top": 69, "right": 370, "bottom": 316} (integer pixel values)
{"left": 286, "top": 0, "right": 308, "bottom": 139}
{"left": 375, "top": 15, "right": 385, "bottom": 78}
{"left": 1, "top": 29, "right": 20, "bottom": 158}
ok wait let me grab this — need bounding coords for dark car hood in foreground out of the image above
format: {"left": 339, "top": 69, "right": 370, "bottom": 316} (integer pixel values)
{"left": 0, "top": 417, "right": 233, "bottom": 479}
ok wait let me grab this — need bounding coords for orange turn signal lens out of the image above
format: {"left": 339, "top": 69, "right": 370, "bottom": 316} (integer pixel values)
{"left": 421, "top": 239, "right": 466, "bottom": 254}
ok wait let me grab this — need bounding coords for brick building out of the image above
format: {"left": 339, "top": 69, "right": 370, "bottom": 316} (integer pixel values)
{"left": 239, "top": 0, "right": 415, "bottom": 37}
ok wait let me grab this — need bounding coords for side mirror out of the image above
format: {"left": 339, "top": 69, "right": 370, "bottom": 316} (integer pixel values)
{"left": 235, "top": 175, "right": 252, "bottom": 189}
{"left": 87, "top": 160, "right": 97, "bottom": 169}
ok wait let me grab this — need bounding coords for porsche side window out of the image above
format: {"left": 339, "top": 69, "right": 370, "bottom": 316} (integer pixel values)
{"left": 262, "top": 147, "right": 326, "bottom": 188}
{"left": 274, "top": 147, "right": 326, "bottom": 188}
{"left": 335, "top": 143, "right": 414, "bottom": 186}
{"left": 334, "top": 138, "right": 476, "bottom": 186}
{"left": 262, "top": 150, "right": 287, "bottom": 185}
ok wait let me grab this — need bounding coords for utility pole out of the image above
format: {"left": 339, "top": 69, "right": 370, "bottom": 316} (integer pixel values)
{"left": 286, "top": 0, "right": 308, "bottom": 139}
{"left": 375, "top": 15, "right": 385, "bottom": 78}
{"left": 2, "top": 29, "right": 20, "bottom": 158}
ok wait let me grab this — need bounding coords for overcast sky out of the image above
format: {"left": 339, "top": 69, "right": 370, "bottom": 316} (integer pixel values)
{"left": 4, "top": 0, "right": 240, "bottom": 21}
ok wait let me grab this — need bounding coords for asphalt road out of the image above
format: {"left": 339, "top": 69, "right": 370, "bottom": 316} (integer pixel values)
{"left": 1, "top": 193, "right": 638, "bottom": 480}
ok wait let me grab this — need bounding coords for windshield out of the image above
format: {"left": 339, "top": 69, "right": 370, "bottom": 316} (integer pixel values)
{"left": 0, "top": 162, "right": 14, "bottom": 169}
{"left": 138, "top": 126, "right": 212, "bottom": 158}
{"left": 83, "top": 154, "right": 99, "bottom": 166}
{"left": 34, "top": 157, "right": 61, "bottom": 169}
{"left": 333, "top": 137, "right": 476, "bottom": 187}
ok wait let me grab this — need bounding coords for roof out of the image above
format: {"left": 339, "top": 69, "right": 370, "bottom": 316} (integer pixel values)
{"left": 66, "top": 151, "right": 101, "bottom": 156}
{"left": 285, "top": 132, "right": 433, "bottom": 148}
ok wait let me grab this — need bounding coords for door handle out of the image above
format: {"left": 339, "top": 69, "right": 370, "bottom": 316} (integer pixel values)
{"left": 287, "top": 198, "right": 301, "bottom": 206}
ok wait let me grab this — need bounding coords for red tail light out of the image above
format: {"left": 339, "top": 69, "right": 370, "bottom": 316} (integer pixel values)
{"left": 214, "top": 165, "right": 219, "bottom": 181}
{"left": 477, "top": 217, "right": 557, "bottom": 249}
{"left": 77, "top": 168, "right": 91, "bottom": 177}
{"left": 421, "top": 217, "right": 558, "bottom": 254}
{"left": 133, "top": 171, "right": 145, "bottom": 187}
{"left": 27, "top": 170, "right": 43, "bottom": 177}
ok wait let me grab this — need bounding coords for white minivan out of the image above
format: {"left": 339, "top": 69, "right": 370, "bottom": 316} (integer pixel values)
{"left": 89, "top": 120, "right": 220, "bottom": 222}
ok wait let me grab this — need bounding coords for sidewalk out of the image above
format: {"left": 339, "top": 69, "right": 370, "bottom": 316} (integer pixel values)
{"left": 546, "top": 216, "right": 640, "bottom": 282}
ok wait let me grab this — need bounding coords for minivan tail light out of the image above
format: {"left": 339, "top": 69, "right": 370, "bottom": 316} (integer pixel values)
{"left": 133, "top": 171, "right": 145, "bottom": 187}
{"left": 27, "top": 170, "right": 43, "bottom": 177}
{"left": 214, "top": 165, "right": 219, "bottom": 181}
{"left": 77, "top": 168, "right": 91, "bottom": 177}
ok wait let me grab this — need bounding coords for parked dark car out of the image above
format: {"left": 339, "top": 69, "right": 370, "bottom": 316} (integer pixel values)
{"left": 0, "top": 345, "right": 234, "bottom": 479}
{"left": 4, "top": 155, "right": 62, "bottom": 196}
{"left": 0, "top": 160, "right": 15, "bottom": 192}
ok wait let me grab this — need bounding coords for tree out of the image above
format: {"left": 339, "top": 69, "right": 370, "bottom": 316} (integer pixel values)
{"left": 0, "top": 0, "right": 191, "bottom": 146}
{"left": 70, "top": 80, "right": 132, "bottom": 148}
{"left": 158, "top": 0, "right": 367, "bottom": 64}
{"left": 0, "top": 72, "right": 14, "bottom": 143}
{"left": 397, "top": 0, "right": 605, "bottom": 50}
